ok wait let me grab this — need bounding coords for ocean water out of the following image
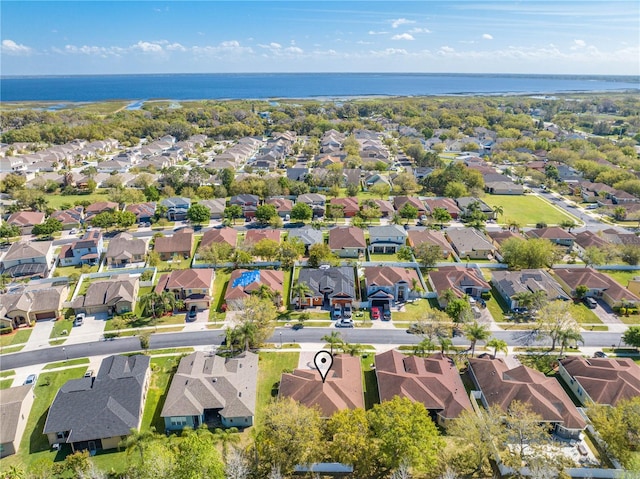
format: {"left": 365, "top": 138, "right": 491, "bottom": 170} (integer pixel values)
{"left": 1, "top": 73, "right": 638, "bottom": 102}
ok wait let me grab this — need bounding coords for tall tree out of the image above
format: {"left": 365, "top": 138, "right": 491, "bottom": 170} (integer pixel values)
{"left": 486, "top": 337, "right": 508, "bottom": 358}
{"left": 321, "top": 331, "right": 343, "bottom": 355}
{"left": 292, "top": 281, "right": 312, "bottom": 310}
{"left": 464, "top": 321, "right": 490, "bottom": 357}
{"left": 186, "top": 203, "right": 211, "bottom": 225}
{"left": 535, "top": 301, "right": 580, "bottom": 350}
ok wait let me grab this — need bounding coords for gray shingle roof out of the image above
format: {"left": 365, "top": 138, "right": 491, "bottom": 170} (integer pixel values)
{"left": 297, "top": 267, "right": 356, "bottom": 300}
{"left": 43, "top": 355, "right": 149, "bottom": 443}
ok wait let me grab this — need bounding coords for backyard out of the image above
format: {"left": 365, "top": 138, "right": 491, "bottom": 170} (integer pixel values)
{"left": 140, "top": 355, "right": 181, "bottom": 433}
{"left": 255, "top": 352, "right": 299, "bottom": 424}
{"left": 482, "top": 194, "right": 579, "bottom": 226}
{"left": 46, "top": 189, "right": 111, "bottom": 210}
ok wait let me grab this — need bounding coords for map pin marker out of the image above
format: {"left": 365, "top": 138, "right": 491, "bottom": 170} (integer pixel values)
{"left": 314, "top": 350, "right": 333, "bottom": 383}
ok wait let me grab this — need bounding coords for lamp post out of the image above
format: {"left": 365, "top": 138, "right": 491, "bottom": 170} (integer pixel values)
{"left": 279, "top": 331, "right": 282, "bottom": 349}
{"left": 62, "top": 347, "right": 68, "bottom": 361}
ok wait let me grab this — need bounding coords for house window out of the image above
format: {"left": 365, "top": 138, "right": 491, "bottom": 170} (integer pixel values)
{"left": 56, "top": 432, "right": 65, "bottom": 439}
{"left": 170, "top": 417, "right": 188, "bottom": 426}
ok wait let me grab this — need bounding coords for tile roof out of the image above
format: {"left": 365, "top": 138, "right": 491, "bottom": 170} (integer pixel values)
{"left": 245, "top": 229, "right": 280, "bottom": 245}
{"left": 527, "top": 227, "right": 575, "bottom": 241}
{"left": 199, "top": 227, "right": 238, "bottom": 249}
{"left": 375, "top": 350, "right": 472, "bottom": 420}
{"left": 329, "top": 196, "right": 359, "bottom": 212}
{"left": 279, "top": 355, "right": 364, "bottom": 417}
{"left": 428, "top": 266, "right": 490, "bottom": 298}
{"left": 365, "top": 266, "right": 419, "bottom": 287}
{"left": 161, "top": 352, "right": 258, "bottom": 420}
{"left": 560, "top": 356, "right": 640, "bottom": 406}
{"left": 469, "top": 356, "right": 586, "bottom": 430}
{"left": 155, "top": 268, "right": 214, "bottom": 293}
{"left": 553, "top": 268, "right": 640, "bottom": 301}
{"left": 224, "top": 269, "right": 284, "bottom": 302}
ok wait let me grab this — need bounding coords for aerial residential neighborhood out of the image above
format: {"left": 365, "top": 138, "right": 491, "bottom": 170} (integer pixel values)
{"left": 1, "top": 93, "right": 640, "bottom": 478}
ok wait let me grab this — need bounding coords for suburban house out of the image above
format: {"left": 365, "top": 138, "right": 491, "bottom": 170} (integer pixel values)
{"left": 230, "top": 194, "right": 260, "bottom": 219}
{"left": 71, "top": 276, "right": 139, "bottom": 316}
{"left": 224, "top": 269, "right": 284, "bottom": 309}
{"left": 366, "top": 199, "right": 395, "bottom": 218}
{"left": 428, "top": 265, "right": 491, "bottom": 308}
{"left": 197, "top": 199, "right": 226, "bottom": 219}
{"left": 105, "top": 233, "right": 147, "bottom": 267}
{"left": 407, "top": 229, "right": 454, "bottom": 258}
{"left": 423, "top": 198, "right": 461, "bottom": 219}
{"left": 558, "top": 356, "right": 640, "bottom": 407}
{"left": 484, "top": 180, "right": 524, "bottom": 195}
{"left": 153, "top": 230, "right": 194, "bottom": 261}
{"left": 296, "top": 267, "right": 356, "bottom": 308}
{"left": 84, "top": 201, "right": 119, "bottom": 221}
{"left": 526, "top": 227, "right": 575, "bottom": 249}
{"left": 58, "top": 229, "right": 103, "bottom": 267}
{"left": 266, "top": 198, "right": 293, "bottom": 218}
{"left": 279, "top": 355, "right": 364, "bottom": 418}
{"left": 297, "top": 193, "right": 327, "bottom": 218}
{"left": 393, "top": 196, "right": 427, "bottom": 217}
{"left": 553, "top": 268, "right": 640, "bottom": 309}
{"left": 455, "top": 197, "right": 496, "bottom": 220}
{"left": 43, "top": 355, "right": 151, "bottom": 452}
{"left": 245, "top": 229, "right": 280, "bottom": 246}
{"left": 0, "top": 385, "right": 35, "bottom": 458}
{"left": 162, "top": 351, "right": 258, "bottom": 431}
{"left": 287, "top": 228, "right": 324, "bottom": 254}
{"left": 0, "top": 283, "right": 68, "bottom": 330}
{"left": 1, "top": 240, "right": 54, "bottom": 279}
{"left": 125, "top": 202, "right": 156, "bottom": 224}
{"left": 375, "top": 350, "right": 473, "bottom": 426}
{"left": 368, "top": 225, "right": 408, "bottom": 254}
{"left": 160, "top": 197, "right": 191, "bottom": 221}
{"left": 51, "top": 207, "right": 84, "bottom": 230}
{"left": 6, "top": 211, "right": 45, "bottom": 235}
{"left": 155, "top": 268, "right": 214, "bottom": 310}
{"left": 198, "top": 227, "right": 238, "bottom": 252}
{"left": 572, "top": 231, "right": 610, "bottom": 257}
{"left": 491, "top": 270, "right": 570, "bottom": 311}
{"left": 445, "top": 228, "right": 496, "bottom": 260}
{"left": 468, "top": 356, "right": 586, "bottom": 439}
{"left": 365, "top": 266, "right": 421, "bottom": 310}
{"left": 329, "top": 197, "right": 359, "bottom": 218}
{"left": 487, "top": 230, "right": 523, "bottom": 249}
{"left": 328, "top": 226, "right": 366, "bottom": 258}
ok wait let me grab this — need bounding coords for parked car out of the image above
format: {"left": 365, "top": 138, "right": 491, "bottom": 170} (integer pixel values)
{"left": 406, "top": 322, "right": 428, "bottom": 335}
{"left": 342, "top": 303, "right": 352, "bottom": 319}
{"left": 24, "top": 374, "right": 37, "bottom": 385}
{"left": 84, "top": 370, "right": 94, "bottom": 378}
{"left": 74, "top": 313, "right": 85, "bottom": 326}
{"left": 382, "top": 304, "right": 391, "bottom": 321}
{"left": 371, "top": 307, "right": 381, "bottom": 320}
{"left": 331, "top": 306, "right": 342, "bottom": 321}
{"left": 594, "top": 351, "right": 608, "bottom": 358}
{"left": 187, "top": 305, "right": 198, "bottom": 321}
{"left": 584, "top": 297, "right": 597, "bottom": 309}
{"left": 336, "top": 318, "right": 354, "bottom": 328}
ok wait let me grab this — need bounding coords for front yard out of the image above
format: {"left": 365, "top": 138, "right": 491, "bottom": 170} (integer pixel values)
{"left": 0, "top": 328, "right": 33, "bottom": 351}
{"left": 482, "top": 194, "right": 579, "bottom": 226}
{"left": 392, "top": 298, "right": 432, "bottom": 322}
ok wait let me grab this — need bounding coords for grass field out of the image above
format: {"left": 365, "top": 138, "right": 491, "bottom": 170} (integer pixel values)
{"left": 255, "top": 352, "right": 299, "bottom": 424}
{"left": 600, "top": 269, "right": 639, "bottom": 288}
{"left": 141, "top": 356, "right": 180, "bottom": 433}
{"left": 360, "top": 354, "right": 379, "bottom": 410}
{"left": 42, "top": 358, "right": 89, "bottom": 370}
{"left": 0, "top": 378, "right": 13, "bottom": 389}
{"left": 46, "top": 189, "right": 111, "bottom": 210}
{"left": 392, "top": 298, "right": 432, "bottom": 321}
{"left": 482, "top": 194, "right": 579, "bottom": 226}
{"left": 213, "top": 268, "right": 232, "bottom": 312}
{"left": 50, "top": 319, "right": 74, "bottom": 341}
{"left": 0, "top": 329, "right": 33, "bottom": 349}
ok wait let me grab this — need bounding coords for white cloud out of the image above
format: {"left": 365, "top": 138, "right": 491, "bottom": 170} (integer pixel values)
{"left": 438, "top": 46, "right": 456, "bottom": 55}
{"left": 368, "top": 30, "right": 388, "bottom": 35}
{"left": 408, "top": 27, "right": 431, "bottom": 34}
{"left": 2, "top": 39, "right": 32, "bottom": 55}
{"left": 392, "top": 33, "right": 414, "bottom": 41}
{"left": 166, "top": 43, "right": 186, "bottom": 52}
{"left": 482, "top": 33, "right": 493, "bottom": 40}
{"left": 285, "top": 46, "right": 304, "bottom": 54}
{"left": 132, "top": 41, "right": 164, "bottom": 53}
{"left": 370, "top": 48, "right": 408, "bottom": 57}
{"left": 220, "top": 40, "right": 240, "bottom": 48}
{"left": 574, "top": 39, "right": 586, "bottom": 47}
{"left": 391, "top": 18, "right": 415, "bottom": 28}
{"left": 357, "top": 40, "right": 373, "bottom": 45}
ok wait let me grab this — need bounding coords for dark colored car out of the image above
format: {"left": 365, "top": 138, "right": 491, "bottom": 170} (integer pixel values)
{"left": 382, "top": 304, "right": 391, "bottom": 321}
{"left": 188, "top": 306, "right": 198, "bottom": 321}
{"left": 584, "top": 297, "right": 598, "bottom": 309}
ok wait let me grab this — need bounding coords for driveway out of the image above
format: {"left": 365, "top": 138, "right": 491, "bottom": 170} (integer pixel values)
{"left": 65, "top": 312, "right": 108, "bottom": 345}
{"left": 22, "top": 319, "right": 55, "bottom": 352}
{"left": 590, "top": 301, "right": 627, "bottom": 333}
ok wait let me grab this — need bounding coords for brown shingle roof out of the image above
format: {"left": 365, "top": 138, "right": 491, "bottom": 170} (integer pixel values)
{"left": 154, "top": 231, "right": 194, "bottom": 254}
{"left": 328, "top": 226, "right": 366, "bottom": 250}
{"left": 469, "top": 357, "right": 586, "bottom": 430}
{"left": 365, "top": 266, "right": 419, "bottom": 287}
{"left": 155, "top": 269, "right": 214, "bottom": 293}
{"left": 244, "top": 229, "right": 280, "bottom": 245}
{"left": 553, "top": 268, "right": 640, "bottom": 302}
{"left": 224, "top": 269, "right": 284, "bottom": 302}
{"left": 375, "top": 350, "right": 472, "bottom": 420}
{"left": 329, "top": 196, "right": 359, "bottom": 213}
{"left": 560, "top": 356, "right": 640, "bottom": 406}
{"left": 407, "top": 230, "right": 453, "bottom": 255}
{"left": 279, "top": 355, "right": 364, "bottom": 417}
{"left": 428, "top": 266, "right": 490, "bottom": 298}
{"left": 7, "top": 211, "right": 45, "bottom": 227}
{"left": 199, "top": 227, "right": 238, "bottom": 249}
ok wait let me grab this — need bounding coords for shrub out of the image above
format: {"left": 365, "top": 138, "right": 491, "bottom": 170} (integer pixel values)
{"left": 0, "top": 326, "right": 13, "bottom": 335}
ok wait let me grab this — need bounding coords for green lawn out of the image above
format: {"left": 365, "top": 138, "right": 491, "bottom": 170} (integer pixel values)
{"left": 0, "top": 378, "right": 14, "bottom": 389}
{"left": 368, "top": 253, "right": 401, "bottom": 262}
{"left": 141, "top": 356, "right": 180, "bottom": 433}
{"left": 283, "top": 268, "right": 293, "bottom": 309}
{"left": 392, "top": 299, "right": 432, "bottom": 321}
{"left": 7, "top": 367, "right": 88, "bottom": 470}
{"left": 360, "top": 354, "right": 379, "bottom": 410}
{"left": 213, "top": 268, "right": 232, "bottom": 312}
{"left": 46, "top": 189, "right": 111, "bottom": 210}
{"left": 0, "top": 370, "right": 15, "bottom": 378}
{"left": 42, "top": 358, "right": 89, "bottom": 370}
{"left": 482, "top": 194, "right": 579, "bottom": 226}
{"left": 569, "top": 303, "right": 602, "bottom": 324}
{"left": 255, "top": 352, "right": 299, "bottom": 425}
{"left": 486, "top": 286, "right": 510, "bottom": 321}
{"left": 0, "top": 329, "right": 33, "bottom": 349}
{"left": 54, "top": 264, "right": 99, "bottom": 278}
{"left": 600, "top": 269, "right": 639, "bottom": 288}
{"left": 50, "top": 319, "right": 74, "bottom": 340}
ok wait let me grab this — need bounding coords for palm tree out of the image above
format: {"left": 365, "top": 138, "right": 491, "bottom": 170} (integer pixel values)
{"left": 492, "top": 205, "right": 504, "bottom": 222}
{"left": 160, "top": 290, "right": 177, "bottom": 315}
{"left": 140, "top": 292, "right": 160, "bottom": 318}
{"left": 213, "top": 427, "right": 241, "bottom": 462}
{"left": 291, "top": 281, "right": 312, "bottom": 310}
{"left": 486, "top": 337, "right": 508, "bottom": 358}
{"left": 464, "top": 322, "right": 490, "bottom": 357}
{"left": 120, "top": 427, "right": 160, "bottom": 465}
{"left": 558, "top": 329, "right": 583, "bottom": 356}
{"left": 414, "top": 337, "right": 435, "bottom": 357}
{"left": 322, "top": 331, "right": 343, "bottom": 355}
{"left": 234, "top": 321, "right": 258, "bottom": 351}
{"left": 438, "top": 337, "right": 454, "bottom": 355}
{"left": 0, "top": 273, "right": 10, "bottom": 294}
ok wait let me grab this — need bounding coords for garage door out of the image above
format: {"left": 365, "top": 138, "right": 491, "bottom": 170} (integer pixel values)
{"left": 35, "top": 311, "right": 56, "bottom": 320}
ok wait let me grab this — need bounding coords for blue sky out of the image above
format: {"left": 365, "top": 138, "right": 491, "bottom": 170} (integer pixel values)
{"left": 1, "top": 1, "right": 638, "bottom": 76}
